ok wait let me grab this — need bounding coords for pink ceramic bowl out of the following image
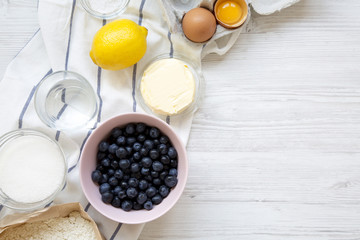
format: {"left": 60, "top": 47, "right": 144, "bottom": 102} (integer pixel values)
{"left": 79, "top": 113, "right": 188, "bottom": 224}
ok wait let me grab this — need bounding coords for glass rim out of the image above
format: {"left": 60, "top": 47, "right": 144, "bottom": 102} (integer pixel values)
{"left": 80, "top": 0, "right": 130, "bottom": 20}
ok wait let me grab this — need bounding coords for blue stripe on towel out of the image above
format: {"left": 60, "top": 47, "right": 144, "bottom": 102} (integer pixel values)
{"left": 84, "top": 202, "right": 91, "bottom": 212}
{"left": 18, "top": 69, "right": 53, "bottom": 129}
{"left": 167, "top": 31, "right": 174, "bottom": 58}
{"left": 13, "top": 28, "right": 40, "bottom": 60}
{"left": 132, "top": 0, "right": 146, "bottom": 113}
{"left": 138, "top": 0, "right": 146, "bottom": 26}
{"left": 132, "top": 64, "right": 137, "bottom": 112}
{"left": 67, "top": 130, "right": 92, "bottom": 173}
{"left": 54, "top": 0, "right": 76, "bottom": 142}
{"left": 167, "top": 31, "right": 173, "bottom": 124}
{"left": 109, "top": 223, "right": 123, "bottom": 240}
{"left": 65, "top": 0, "right": 77, "bottom": 71}
{"left": 68, "top": 20, "right": 106, "bottom": 173}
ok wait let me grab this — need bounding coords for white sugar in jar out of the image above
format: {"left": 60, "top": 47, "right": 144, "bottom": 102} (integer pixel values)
{"left": 0, "top": 130, "right": 66, "bottom": 210}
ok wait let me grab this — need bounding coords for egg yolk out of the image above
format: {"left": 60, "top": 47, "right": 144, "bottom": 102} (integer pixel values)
{"left": 216, "top": 1, "right": 243, "bottom": 25}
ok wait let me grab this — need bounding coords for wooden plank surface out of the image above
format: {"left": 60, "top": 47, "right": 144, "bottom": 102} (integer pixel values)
{"left": 1, "top": 0, "right": 360, "bottom": 239}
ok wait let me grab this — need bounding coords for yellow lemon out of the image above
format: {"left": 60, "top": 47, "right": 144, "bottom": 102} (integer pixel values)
{"left": 90, "top": 19, "right": 148, "bottom": 71}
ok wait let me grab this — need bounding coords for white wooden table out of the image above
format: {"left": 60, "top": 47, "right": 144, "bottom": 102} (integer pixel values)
{"left": 1, "top": 0, "right": 360, "bottom": 239}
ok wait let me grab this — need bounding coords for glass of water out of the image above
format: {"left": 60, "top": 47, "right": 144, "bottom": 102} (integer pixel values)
{"left": 34, "top": 71, "right": 99, "bottom": 132}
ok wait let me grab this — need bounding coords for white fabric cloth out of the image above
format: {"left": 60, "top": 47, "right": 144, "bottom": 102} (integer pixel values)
{"left": 0, "top": 1, "right": 201, "bottom": 239}
{"left": 0, "top": 0, "right": 298, "bottom": 239}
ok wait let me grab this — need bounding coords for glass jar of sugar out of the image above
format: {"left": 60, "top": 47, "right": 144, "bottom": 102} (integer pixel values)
{"left": 0, "top": 129, "right": 67, "bottom": 211}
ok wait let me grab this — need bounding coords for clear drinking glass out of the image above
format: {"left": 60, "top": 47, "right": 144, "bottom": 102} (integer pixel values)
{"left": 34, "top": 71, "right": 99, "bottom": 132}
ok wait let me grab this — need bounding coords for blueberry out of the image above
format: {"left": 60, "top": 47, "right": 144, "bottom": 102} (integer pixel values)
{"left": 144, "top": 200, "right": 153, "bottom": 210}
{"left": 114, "top": 169, "right": 124, "bottom": 179}
{"left": 101, "top": 158, "right": 110, "bottom": 167}
{"left": 137, "top": 134, "right": 146, "bottom": 142}
{"left": 116, "top": 147, "right": 127, "bottom": 159}
{"left": 143, "top": 140, "right": 154, "bottom": 150}
{"left": 121, "top": 200, "right": 133, "bottom": 211}
{"left": 137, "top": 192, "right": 147, "bottom": 205}
{"left": 111, "top": 127, "right": 122, "bottom": 139}
{"left": 96, "top": 164, "right": 104, "bottom": 172}
{"left": 120, "top": 181, "right": 129, "bottom": 189}
{"left": 128, "top": 178, "right": 139, "bottom": 188}
{"left": 159, "top": 135, "right": 169, "bottom": 144}
{"left": 130, "top": 163, "right": 140, "bottom": 173}
{"left": 113, "top": 186, "right": 122, "bottom": 195}
{"left": 99, "top": 183, "right": 111, "bottom": 194}
{"left": 168, "top": 147, "right": 177, "bottom": 159}
{"left": 131, "top": 172, "right": 142, "bottom": 179}
{"left": 149, "top": 149, "right": 159, "bottom": 160}
{"left": 139, "top": 180, "right": 148, "bottom": 190}
{"left": 99, "top": 174, "right": 109, "bottom": 184}
{"left": 108, "top": 143, "right": 119, "bottom": 154}
{"left": 164, "top": 175, "right": 178, "bottom": 188}
{"left": 160, "top": 155, "right": 170, "bottom": 165}
{"left": 111, "top": 196, "right": 121, "bottom": 208}
{"left": 152, "top": 194, "right": 163, "bottom": 205}
{"left": 125, "top": 123, "right": 136, "bottom": 135}
{"left": 133, "top": 202, "right": 143, "bottom": 210}
{"left": 158, "top": 144, "right": 168, "bottom": 155}
{"left": 126, "top": 146, "right": 133, "bottom": 155}
{"left": 146, "top": 186, "right": 157, "bottom": 198}
{"left": 153, "top": 178, "right": 162, "bottom": 186}
{"left": 108, "top": 176, "right": 118, "bottom": 186}
{"left": 140, "top": 148, "right": 149, "bottom": 156}
{"left": 133, "top": 152, "right": 141, "bottom": 161}
{"left": 133, "top": 142, "right": 142, "bottom": 152}
{"left": 119, "top": 159, "right": 130, "bottom": 169}
{"left": 169, "top": 168, "right": 177, "bottom": 176}
{"left": 123, "top": 174, "right": 130, "bottom": 181}
{"left": 153, "top": 139, "right": 160, "bottom": 146}
{"left": 118, "top": 190, "right": 127, "bottom": 199}
{"left": 107, "top": 168, "right": 115, "bottom": 176}
{"left": 136, "top": 123, "right": 146, "bottom": 133}
{"left": 101, "top": 192, "right": 113, "bottom": 204}
{"left": 141, "top": 157, "right": 152, "bottom": 168}
{"left": 99, "top": 141, "right": 109, "bottom": 152}
{"left": 150, "top": 171, "right": 159, "bottom": 178}
{"left": 110, "top": 160, "right": 119, "bottom": 169}
{"left": 152, "top": 161, "right": 164, "bottom": 172}
{"left": 126, "top": 187, "right": 138, "bottom": 199}
{"left": 141, "top": 167, "right": 150, "bottom": 176}
{"left": 159, "top": 185, "right": 169, "bottom": 197}
{"left": 159, "top": 170, "right": 168, "bottom": 180}
{"left": 126, "top": 137, "right": 136, "bottom": 146}
{"left": 97, "top": 152, "right": 106, "bottom": 160}
{"left": 91, "top": 170, "right": 102, "bottom": 183}
{"left": 107, "top": 154, "right": 115, "bottom": 160}
{"left": 144, "top": 175, "right": 153, "bottom": 182}
{"left": 170, "top": 159, "right": 178, "bottom": 168}
{"left": 149, "top": 127, "right": 160, "bottom": 138}
{"left": 116, "top": 136, "right": 126, "bottom": 146}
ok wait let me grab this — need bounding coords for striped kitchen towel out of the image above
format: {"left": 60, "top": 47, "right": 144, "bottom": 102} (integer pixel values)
{"left": 0, "top": 0, "right": 201, "bottom": 239}
{"left": 0, "top": 0, "right": 299, "bottom": 238}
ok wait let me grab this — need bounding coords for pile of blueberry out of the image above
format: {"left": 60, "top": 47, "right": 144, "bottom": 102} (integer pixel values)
{"left": 91, "top": 122, "right": 178, "bottom": 211}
